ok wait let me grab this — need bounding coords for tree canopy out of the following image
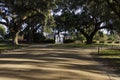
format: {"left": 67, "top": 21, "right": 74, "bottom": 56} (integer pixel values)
{"left": 0, "top": 0, "right": 55, "bottom": 44}
{"left": 53, "top": 0, "right": 120, "bottom": 44}
{"left": 0, "top": 0, "right": 119, "bottom": 44}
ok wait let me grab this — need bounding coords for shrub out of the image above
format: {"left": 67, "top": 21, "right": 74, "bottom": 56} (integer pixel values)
{"left": 93, "top": 40, "right": 97, "bottom": 43}
{"left": 99, "top": 41, "right": 105, "bottom": 43}
{"left": 44, "top": 39, "right": 55, "bottom": 43}
{"left": 33, "top": 33, "right": 46, "bottom": 43}
{"left": 115, "top": 41, "right": 120, "bottom": 44}
{"left": 107, "top": 41, "right": 113, "bottom": 43}
{"left": 64, "top": 39, "right": 75, "bottom": 43}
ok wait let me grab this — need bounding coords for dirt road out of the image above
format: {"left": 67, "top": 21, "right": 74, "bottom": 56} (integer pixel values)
{"left": 0, "top": 45, "right": 119, "bottom": 80}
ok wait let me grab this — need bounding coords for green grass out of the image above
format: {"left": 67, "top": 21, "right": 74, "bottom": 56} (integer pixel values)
{"left": 0, "top": 43, "right": 28, "bottom": 50}
{"left": 48, "top": 43, "right": 112, "bottom": 48}
{"left": 100, "top": 49, "right": 120, "bottom": 55}
{"left": 99, "top": 49, "right": 120, "bottom": 73}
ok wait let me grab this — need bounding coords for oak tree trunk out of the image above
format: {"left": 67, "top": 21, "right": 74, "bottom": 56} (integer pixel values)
{"left": 86, "top": 36, "right": 93, "bottom": 44}
{"left": 12, "top": 31, "right": 20, "bottom": 45}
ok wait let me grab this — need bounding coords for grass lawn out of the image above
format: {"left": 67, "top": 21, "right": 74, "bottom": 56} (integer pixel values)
{"left": 99, "top": 49, "right": 120, "bottom": 73}
{"left": 48, "top": 43, "right": 113, "bottom": 48}
{"left": 0, "top": 43, "right": 28, "bottom": 51}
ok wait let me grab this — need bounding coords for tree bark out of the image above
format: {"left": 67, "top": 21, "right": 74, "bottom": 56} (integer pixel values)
{"left": 85, "top": 29, "right": 98, "bottom": 44}
{"left": 28, "top": 27, "right": 34, "bottom": 44}
{"left": 85, "top": 35, "right": 94, "bottom": 44}
{"left": 12, "top": 31, "right": 20, "bottom": 45}
{"left": 75, "top": 32, "right": 80, "bottom": 40}
{"left": 80, "top": 28, "right": 98, "bottom": 44}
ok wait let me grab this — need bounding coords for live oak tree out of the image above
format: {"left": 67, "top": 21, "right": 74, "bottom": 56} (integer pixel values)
{"left": 0, "top": 0, "right": 119, "bottom": 44}
{"left": 21, "top": 16, "right": 45, "bottom": 43}
{"left": 53, "top": 0, "right": 115, "bottom": 44}
{"left": 0, "top": 0, "right": 55, "bottom": 45}
{"left": 74, "top": 0, "right": 113, "bottom": 44}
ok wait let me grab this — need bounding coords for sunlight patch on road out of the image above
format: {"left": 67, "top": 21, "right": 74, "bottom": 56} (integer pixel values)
{"left": 0, "top": 58, "right": 48, "bottom": 62}
{"left": 0, "top": 63, "right": 109, "bottom": 80}
{"left": 0, "top": 77, "right": 23, "bottom": 80}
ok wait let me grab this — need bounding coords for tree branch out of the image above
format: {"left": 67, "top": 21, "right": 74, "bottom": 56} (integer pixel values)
{"left": 0, "top": 21, "right": 8, "bottom": 26}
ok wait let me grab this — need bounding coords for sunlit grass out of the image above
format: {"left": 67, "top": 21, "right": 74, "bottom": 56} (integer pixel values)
{"left": 48, "top": 43, "right": 112, "bottom": 48}
{"left": 99, "top": 49, "right": 120, "bottom": 73}
{"left": 100, "top": 49, "right": 120, "bottom": 55}
{"left": 0, "top": 43, "right": 28, "bottom": 50}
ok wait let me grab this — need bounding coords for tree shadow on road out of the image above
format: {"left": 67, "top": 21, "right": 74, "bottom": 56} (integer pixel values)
{"left": 0, "top": 47, "right": 114, "bottom": 80}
